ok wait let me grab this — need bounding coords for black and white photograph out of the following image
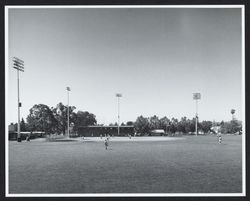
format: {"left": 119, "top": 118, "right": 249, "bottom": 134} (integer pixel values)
{"left": 5, "top": 5, "right": 245, "bottom": 196}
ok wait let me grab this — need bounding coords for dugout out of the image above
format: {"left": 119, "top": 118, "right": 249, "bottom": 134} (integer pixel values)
{"left": 77, "top": 126, "right": 134, "bottom": 137}
{"left": 8, "top": 131, "right": 45, "bottom": 140}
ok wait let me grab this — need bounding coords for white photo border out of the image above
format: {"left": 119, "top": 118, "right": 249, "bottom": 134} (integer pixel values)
{"left": 5, "top": 5, "right": 246, "bottom": 197}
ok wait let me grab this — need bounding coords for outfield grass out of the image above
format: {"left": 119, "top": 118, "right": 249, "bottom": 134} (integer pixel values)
{"left": 8, "top": 135, "right": 242, "bottom": 194}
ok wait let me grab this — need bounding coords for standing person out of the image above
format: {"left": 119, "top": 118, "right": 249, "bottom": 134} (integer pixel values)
{"left": 104, "top": 139, "right": 109, "bottom": 150}
{"left": 26, "top": 133, "right": 30, "bottom": 142}
{"left": 100, "top": 134, "right": 102, "bottom": 139}
{"left": 217, "top": 133, "right": 222, "bottom": 144}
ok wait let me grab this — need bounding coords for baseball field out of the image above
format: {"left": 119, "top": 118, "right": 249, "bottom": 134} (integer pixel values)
{"left": 8, "top": 135, "right": 242, "bottom": 194}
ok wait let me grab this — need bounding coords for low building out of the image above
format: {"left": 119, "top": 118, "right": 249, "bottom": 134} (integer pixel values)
{"left": 9, "top": 131, "right": 45, "bottom": 140}
{"left": 77, "top": 126, "right": 134, "bottom": 137}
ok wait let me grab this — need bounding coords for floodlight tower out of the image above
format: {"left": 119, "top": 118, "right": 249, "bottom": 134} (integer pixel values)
{"left": 116, "top": 93, "right": 122, "bottom": 136}
{"left": 13, "top": 57, "right": 24, "bottom": 142}
{"left": 66, "top": 87, "right": 71, "bottom": 138}
{"left": 193, "top": 93, "right": 201, "bottom": 136}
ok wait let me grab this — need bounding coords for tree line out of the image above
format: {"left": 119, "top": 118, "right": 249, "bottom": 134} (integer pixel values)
{"left": 12, "top": 103, "right": 242, "bottom": 135}
{"left": 17, "top": 102, "right": 97, "bottom": 134}
{"left": 132, "top": 115, "right": 242, "bottom": 135}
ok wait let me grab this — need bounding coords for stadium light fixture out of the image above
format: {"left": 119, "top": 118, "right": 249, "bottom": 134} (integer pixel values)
{"left": 193, "top": 93, "right": 201, "bottom": 136}
{"left": 13, "top": 57, "right": 24, "bottom": 142}
{"left": 66, "top": 87, "right": 71, "bottom": 138}
{"left": 116, "top": 93, "right": 122, "bottom": 136}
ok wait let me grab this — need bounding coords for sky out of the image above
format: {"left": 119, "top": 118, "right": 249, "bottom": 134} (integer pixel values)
{"left": 7, "top": 7, "right": 243, "bottom": 125}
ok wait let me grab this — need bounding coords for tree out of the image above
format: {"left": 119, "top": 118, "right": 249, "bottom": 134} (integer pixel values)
{"left": 20, "top": 118, "right": 26, "bottom": 132}
{"left": 220, "top": 120, "right": 242, "bottom": 134}
{"left": 9, "top": 122, "right": 17, "bottom": 132}
{"left": 200, "top": 121, "right": 212, "bottom": 133}
{"left": 177, "top": 117, "right": 189, "bottom": 133}
{"left": 186, "top": 118, "right": 196, "bottom": 133}
{"left": 231, "top": 120, "right": 242, "bottom": 133}
{"left": 126, "top": 121, "right": 134, "bottom": 126}
{"left": 169, "top": 118, "right": 178, "bottom": 134}
{"left": 26, "top": 104, "right": 57, "bottom": 134}
{"left": 134, "top": 116, "right": 150, "bottom": 135}
{"left": 149, "top": 115, "right": 160, "bottom": 130}
{"left": 75, "top": 111, "right": 97, "bottom": 128}
{"left": 52, "top": 102, "right": 76, "bottom": 135}
{"left": 159, "top": 116, "right": 170, "bottom": 132}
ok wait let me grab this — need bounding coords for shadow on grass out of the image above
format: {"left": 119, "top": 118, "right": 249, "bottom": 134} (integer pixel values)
{"left": 46, "top": 136, "right": 78, "bottom": 142}
{"left": 48, "top": 139, "right": 77, "bottom": 142}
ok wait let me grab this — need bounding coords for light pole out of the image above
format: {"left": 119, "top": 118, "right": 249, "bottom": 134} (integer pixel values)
{"left": 13, "top": 57, "right": 24, "bottom": 142}
{"left": 193, "top": 93, "right": 201, "bottom": 136}
{"left": 66, "top": 87, "right": 71, "bottom": 138}
{"left": 116, "top": 93, "right": 122, "bottom": 136}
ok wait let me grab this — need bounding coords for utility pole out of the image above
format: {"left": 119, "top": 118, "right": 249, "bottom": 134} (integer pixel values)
{"left": 193, "top": 93, "right": 201, "bottom": 136}
{"left": 116, "top": 93, "right": 122, "bottom": 136}
{"left": 66, "top": 87, "right": 71, "bottom": 138}
{"left": 13, "top": 57, "right": 24, "bottom": 142}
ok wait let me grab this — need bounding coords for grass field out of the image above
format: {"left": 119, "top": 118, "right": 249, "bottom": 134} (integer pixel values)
{"left": 8, "top": 135, "right": 242, "bottom": 194}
